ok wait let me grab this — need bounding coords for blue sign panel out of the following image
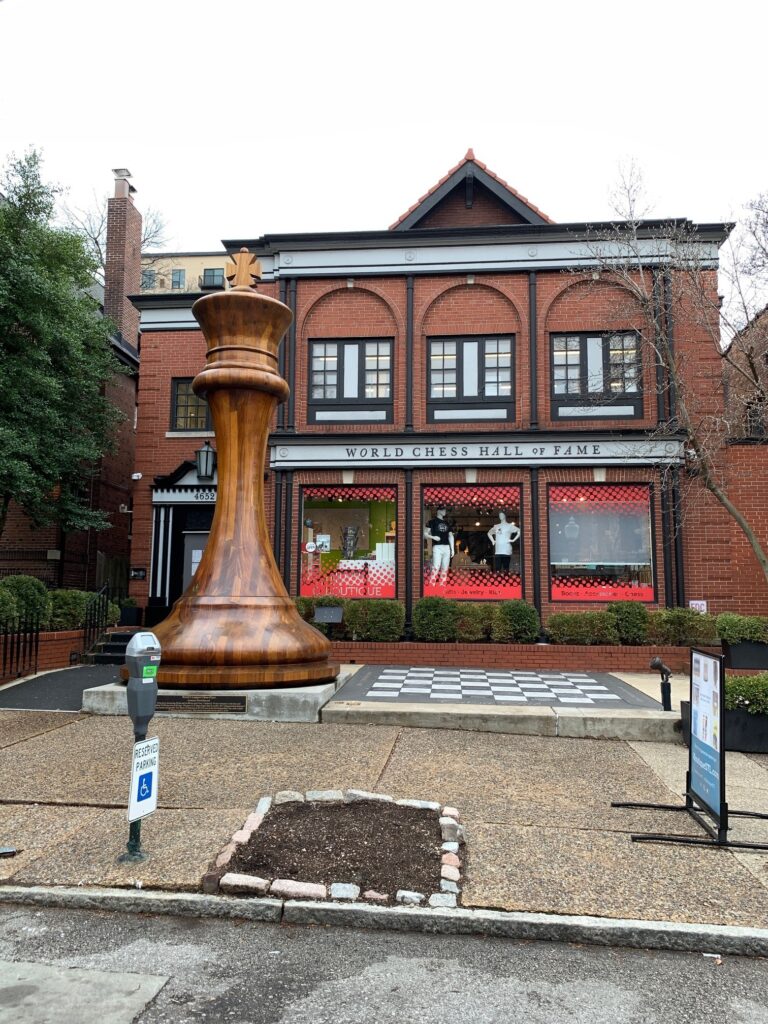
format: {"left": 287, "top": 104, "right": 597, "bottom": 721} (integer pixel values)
{"left": 137, "top": 771, "right": 153, "bottom": 802}
{"left": 689, "top": 650, "right": 723, "bottom": 818}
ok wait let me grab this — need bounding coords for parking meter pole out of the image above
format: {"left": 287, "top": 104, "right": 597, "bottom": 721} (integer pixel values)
{"left": 118, "top": 633, "right": 161, "bottom": 865}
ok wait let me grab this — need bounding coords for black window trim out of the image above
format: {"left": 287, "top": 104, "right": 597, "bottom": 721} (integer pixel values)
{"left": 170, "top": 377, "right": 211, "bottom": 432}
{"left": 202, "top": 267, "right": 225, "bottom": 287}
{"left": 307, "top": 338, "right": 394, "bottom": 423}
{"left": 171, "top": 268, "right": 186, "bottom": 290}
{"left": 550, "top": 330, "right": 644, "bottom": 419}
{"left": 426, "top": 333, "right": 516, "bottom": 422}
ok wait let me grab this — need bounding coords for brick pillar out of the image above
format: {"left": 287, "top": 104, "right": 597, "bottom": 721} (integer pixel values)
{"left": 104, "top": 169, "right": 142, "bottom": 346}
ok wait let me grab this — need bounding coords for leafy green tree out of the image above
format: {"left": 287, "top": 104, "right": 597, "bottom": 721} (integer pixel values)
{"left": 0, "top": 150, "right": 124, "bottom": 542}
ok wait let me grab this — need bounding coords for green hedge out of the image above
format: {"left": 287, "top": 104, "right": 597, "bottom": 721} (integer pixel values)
{"left": 546, "top": 611, "right": 620, "bottom": 645}
{"left": 648, "top": 609, "right": 718, "bottom": 646}
{"left": 0, "top": 575, "right": 51, "bottom": 625}
{"left": 490, "top": 601, "right": 540, "bottom": 643}
{"left": 412, "top": 597, "right": 458, "bottom": 642}
{"left": 49, "top": 589, "right": 91, "bottom": 630}
{"left": 606, "top": 602, "right": 649, "bottom": 645}
{"left": 716, "top": 613, "right": 768, "bottom": 645}
{"left": 344, "top": 599, "right": 405, "bottom": 642}
{"left": 725, "top": 673, "right": 768, "bottom": 716}
{"left": 455, "top": 603, "right": 495, "bottom": 643}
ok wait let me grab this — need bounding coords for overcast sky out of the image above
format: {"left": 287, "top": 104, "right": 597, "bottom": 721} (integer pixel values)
{"left": 0, "top": 0, "right": 764, "bottom": 251}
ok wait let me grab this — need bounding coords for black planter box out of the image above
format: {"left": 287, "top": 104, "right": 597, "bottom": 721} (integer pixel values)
{"left": 722, "top": 640, "right": 768, "bottom": 670}
{"left": 681, "top": 700, "right": 768, "bottom": 753}
{"left": 118, "top": 606, "right": 143, "bottom": 627}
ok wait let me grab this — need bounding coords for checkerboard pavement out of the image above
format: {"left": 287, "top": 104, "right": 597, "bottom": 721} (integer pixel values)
{"left": 334, "top": 665, "right": 661, "bottom": 708}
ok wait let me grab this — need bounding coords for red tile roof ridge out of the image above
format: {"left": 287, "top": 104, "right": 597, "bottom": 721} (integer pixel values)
{"left": 389, "top": 151, "right": 554, "bottom": 229}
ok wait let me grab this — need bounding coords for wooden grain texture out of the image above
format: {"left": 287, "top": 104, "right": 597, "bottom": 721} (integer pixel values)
{"left": 150, "top": 280, "right": 338, "bottom": 689}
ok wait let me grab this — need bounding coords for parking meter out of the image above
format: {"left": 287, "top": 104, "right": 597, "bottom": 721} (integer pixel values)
{"left": 125, "top": 632, "right": 161, "bottom": 740}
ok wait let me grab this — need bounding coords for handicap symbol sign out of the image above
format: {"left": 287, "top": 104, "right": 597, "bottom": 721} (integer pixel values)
{"left": 137, "top": 772, "right": 153, "bottom": 802}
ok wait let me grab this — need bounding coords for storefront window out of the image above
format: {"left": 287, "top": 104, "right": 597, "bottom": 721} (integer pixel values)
{"left": 422, "top": 485, "right": 522, "bottom": 600}
{"left": 548, "top": 484, "right": 654, "bottom": 601}
{"left": 300, "top": 486, "right": 396, "bottom": 599}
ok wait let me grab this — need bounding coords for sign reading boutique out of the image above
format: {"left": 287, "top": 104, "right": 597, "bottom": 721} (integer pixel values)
{"left": 271, "top": 437, "right": 683, "bottom": 469}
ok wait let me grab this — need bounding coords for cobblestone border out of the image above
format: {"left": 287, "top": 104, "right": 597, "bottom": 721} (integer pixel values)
{"left": 202, "top": 789, "right": 466, "bottom": 910}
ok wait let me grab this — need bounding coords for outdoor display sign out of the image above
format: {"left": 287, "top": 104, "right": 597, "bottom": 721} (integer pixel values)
{"left": 127, "top": 737, "right": 159, "bottom": 823}
{"left": 689, "top": 649, "right": 724, "bottom": 819}
{"left": 612, "top": 646, "right": 768, "bottom": 851}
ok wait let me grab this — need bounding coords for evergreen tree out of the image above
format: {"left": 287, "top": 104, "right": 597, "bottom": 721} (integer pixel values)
{"left": 0, "top": 150, "right": 124, "bottom": 542}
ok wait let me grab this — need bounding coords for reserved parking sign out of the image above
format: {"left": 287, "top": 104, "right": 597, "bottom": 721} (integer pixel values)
{"left": 127, "top": 737, "right": 160, "bottom": 822}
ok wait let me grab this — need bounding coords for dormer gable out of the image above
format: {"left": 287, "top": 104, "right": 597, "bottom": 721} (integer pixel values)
{"left": 390, "top": 150, "right": 553, "bottom": 231}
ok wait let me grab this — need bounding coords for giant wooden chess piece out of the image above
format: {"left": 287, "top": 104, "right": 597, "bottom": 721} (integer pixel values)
{"left": 150, "top": 250, "right": 338, "bottom": 688}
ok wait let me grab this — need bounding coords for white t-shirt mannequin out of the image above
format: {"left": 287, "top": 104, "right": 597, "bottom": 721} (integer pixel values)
{"left": 487, "top": 511, "right": 519, "bottom": 571}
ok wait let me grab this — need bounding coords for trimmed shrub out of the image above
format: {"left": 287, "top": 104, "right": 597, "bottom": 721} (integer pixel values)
{"left": 106, "top": 600, "right": 121, "bottom": 627}
{"left": 546, "top": 612, "right": 620, "bottom": 646}
{"left": 48, "top": 589, "right": 91, "bottom": 630}
{"left": 0, "top": 588, "right": 18, "bottom": 627}
{"left": 0, "top": 575, "right": 51, "bottom": 625}
{"left": 344, "top": 599, "right": 405, "bottom": 642}
{"left": 716, "top": 613, "right": 768, "bottom": 645}
{"left": 412, "top": 597, "right": 459, "bottom": 642}
{"left": 605, "top": 602, "right": 650, "bottom": 645}
{"left": 294, "top": 597, "right": 315, "bottom": 623}
{"left": 647, "top": 609, "right": 718, "bottom": 646}
{"left": 724, "top": 673, "right": 768, "bottom": 716}
{"left": 455, "top": 602, "right": 495, "bottom": 643}
{"left": 490, "top": 600, "right": 540, "bottom": 644}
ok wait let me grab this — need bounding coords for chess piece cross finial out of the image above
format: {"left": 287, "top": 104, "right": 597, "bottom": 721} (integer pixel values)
{"left": 226, "top": 247, "right": 262, "bottom": 290}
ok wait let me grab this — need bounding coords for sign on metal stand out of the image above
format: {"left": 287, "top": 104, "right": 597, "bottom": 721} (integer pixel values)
{"left": 612, "top": 648, "right": 768, "bottom": 851}
{"left": 128, "top": 737, "right": 160, "bottom": 823}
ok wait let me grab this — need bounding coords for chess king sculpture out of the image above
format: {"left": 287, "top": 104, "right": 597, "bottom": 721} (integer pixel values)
{"left": 151, "top": 249, "right": 339, "bottom": 688}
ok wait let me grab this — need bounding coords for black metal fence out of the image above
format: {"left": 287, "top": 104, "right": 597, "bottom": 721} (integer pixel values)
{"left": 83, "top": 583, "right": 111, "bottom": 655}
{"left": 0, "top": 616, "right": 40, "bottom": 684}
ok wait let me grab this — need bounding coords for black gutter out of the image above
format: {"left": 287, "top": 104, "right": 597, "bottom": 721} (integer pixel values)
{"left": 405, "top": 469, "right": 413, "bottom": 635}
{"left": 663, "top": 271, "right": 677, "bottom": 422}
{"left": 530, "top": 468, "right": 542, "bottom": 620}
{"left": 287, "top": 279, "right": 297, "bottom": 433}
{"left": 277, "top": 279, "right": 287, "bottom": 431}
{"left": 659, "top": 478, "right": 674, "bottom": 607}
{"left": 405, "top": 276, "right": 414, "bottom": 433}
{"left": 528, "top": 272, "right": 538, "bottom": 429}
{"left": 652, "top": 270, "right": 666, "bottom": 424}
{"left": 273, "top": 471, "right": 283, "bottom": 569}
{"left": 672, "top": 467, "right": 685, "bottom": 606}
{"left": 283, "top": 471, "right": 294, "bottom": 590}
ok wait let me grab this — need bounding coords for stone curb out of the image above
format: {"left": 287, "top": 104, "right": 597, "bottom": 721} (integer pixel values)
{"left": 323, "top": 701, "right": 682, "bottom": 743}
{"left": 0, "top": 886, "right": 767, "bottom": 956}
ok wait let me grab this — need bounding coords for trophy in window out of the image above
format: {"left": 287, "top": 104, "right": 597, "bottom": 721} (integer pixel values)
{"left": 341, "top": 525, "right": 360, "bottom": 560}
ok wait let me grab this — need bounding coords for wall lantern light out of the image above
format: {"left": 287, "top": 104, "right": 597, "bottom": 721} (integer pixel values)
{"left": 195, "top": 440, "right": 216, "bottom": 481}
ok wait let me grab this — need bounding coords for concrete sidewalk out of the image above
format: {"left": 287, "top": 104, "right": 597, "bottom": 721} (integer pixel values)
{"left": 1, "top": 709, "right": 768, "bottom": 932}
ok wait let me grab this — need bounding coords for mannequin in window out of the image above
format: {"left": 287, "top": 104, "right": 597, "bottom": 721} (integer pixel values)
{"left": 424, "top": 506, "right": 454, "bottom": 584}
{"left": 487, "top": 511, "right": 520, "bottom": 572}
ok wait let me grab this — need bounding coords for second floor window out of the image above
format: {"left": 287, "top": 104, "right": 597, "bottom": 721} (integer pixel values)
{"left": 171, "top": 269, "right": 186, "bottom": 290}
{"left": 141, "top": 269, "right": 156, "bottom": 290}
{"left": 551, "top": 332, "right": 643, "bottom": 419}
{"left": 171, "top": 379, "right": 211, "bottom": 431}
{"left": 308, "top": 339, "right": 393, "bottom": 423}
{"left": 202, "top": 268, "right": 224, "bottom": 288}
{"left": 427, "top": 335, "right": 515, "bottom": 422}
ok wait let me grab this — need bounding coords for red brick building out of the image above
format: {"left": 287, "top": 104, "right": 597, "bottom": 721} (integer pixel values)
{"left": 126, "top": 152, "right": 767, "bottom": 627}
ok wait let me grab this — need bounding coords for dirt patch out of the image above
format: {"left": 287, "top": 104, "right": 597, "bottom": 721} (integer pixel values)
{"left": 229, "top": 800, "right": 442, "bottom": 895}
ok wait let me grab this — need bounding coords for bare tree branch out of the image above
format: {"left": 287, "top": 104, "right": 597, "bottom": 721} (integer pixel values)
{"left": 62, "top": 192, "right": 168, "bottom": 281}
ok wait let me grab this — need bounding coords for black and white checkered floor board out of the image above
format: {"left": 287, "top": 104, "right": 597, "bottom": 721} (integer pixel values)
{"left": 334, "top": 665, "right": 660, "bottom": 708}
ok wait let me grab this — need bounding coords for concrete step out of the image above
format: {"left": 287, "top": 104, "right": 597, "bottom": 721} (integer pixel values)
{"left": 89, "top": 652, "right": 126, "bottom": 666}
{"left": 321, "top": 699, "right": 683, "bottom": 743}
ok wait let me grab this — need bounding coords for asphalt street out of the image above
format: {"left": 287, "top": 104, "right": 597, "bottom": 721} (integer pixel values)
{"left": 0, "top": 905, "right": 767, "bottom": 1024}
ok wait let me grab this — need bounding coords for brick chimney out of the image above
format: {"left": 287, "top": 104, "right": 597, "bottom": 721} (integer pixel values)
{"left": 104, "top": 168, "right": 142, "bottom": 347}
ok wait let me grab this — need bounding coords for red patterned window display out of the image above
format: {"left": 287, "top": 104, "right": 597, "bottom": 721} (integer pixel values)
{"left": 422, "top": 485, "right": 522, "bottom": 601}
{"left": 548, "top": 484, "right": 654, "bottom": 602}
{"left": 301, "top": 486, "right": 396, "bottom": 599}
